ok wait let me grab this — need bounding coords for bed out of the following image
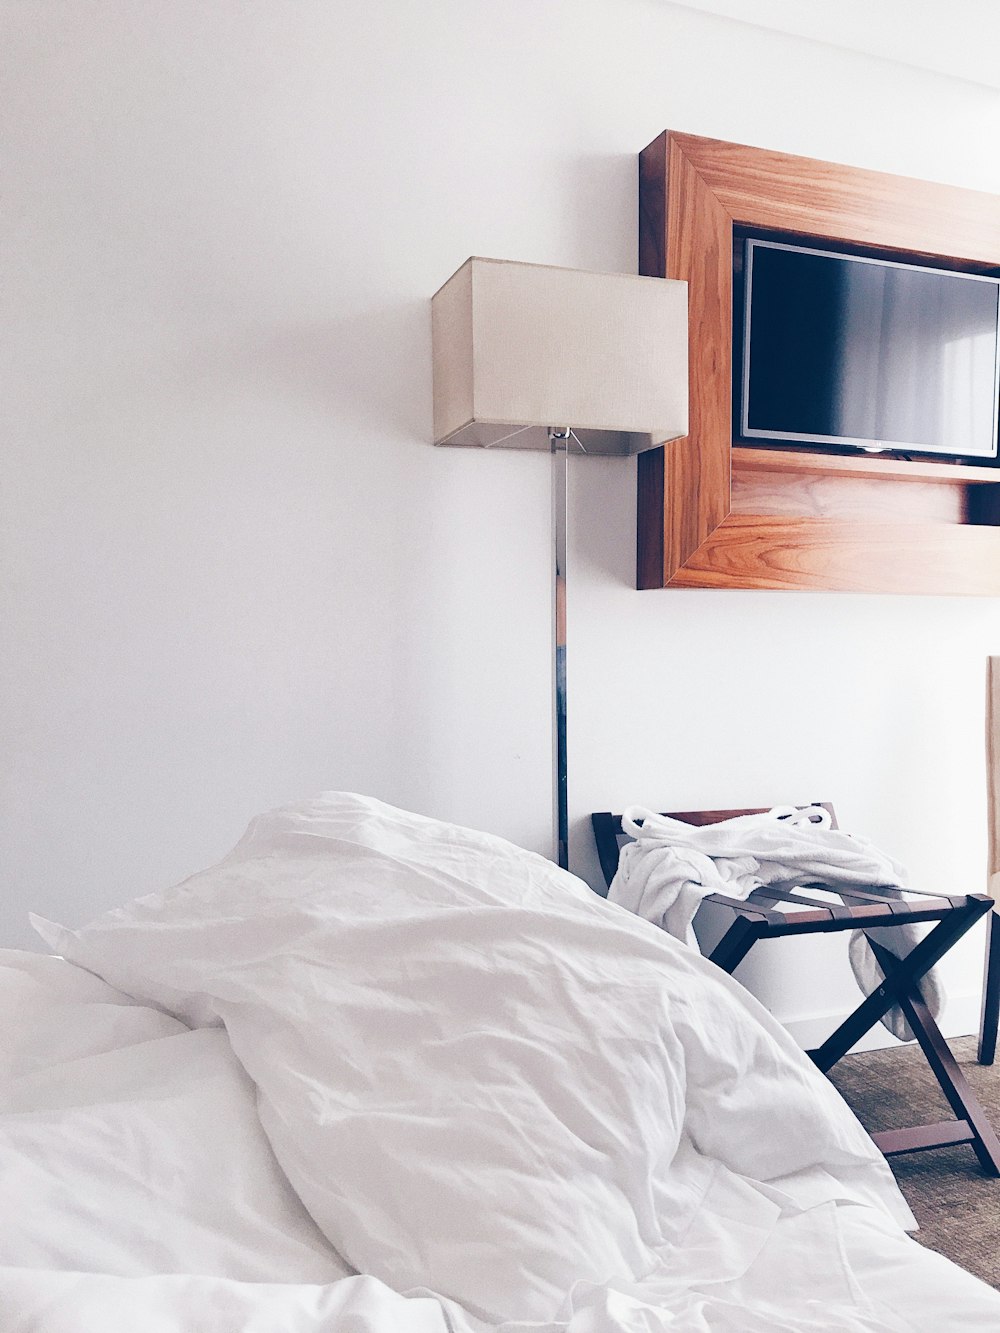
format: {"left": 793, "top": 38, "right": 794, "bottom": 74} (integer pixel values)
{"left": 3, "top": 791, "right": 999, "bottom": 1331}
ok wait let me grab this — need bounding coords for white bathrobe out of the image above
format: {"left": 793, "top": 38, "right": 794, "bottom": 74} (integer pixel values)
{"left": 609, "top": 805, "right": 942, "bottom": 1041}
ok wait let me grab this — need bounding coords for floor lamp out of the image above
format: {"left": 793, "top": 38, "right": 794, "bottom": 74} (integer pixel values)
{"left": 431, "top": 257, "right": 689, "bottom": 868}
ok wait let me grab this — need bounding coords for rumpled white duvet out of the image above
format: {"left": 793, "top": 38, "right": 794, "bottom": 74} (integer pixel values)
{"left": 3, "top": 793, "right": 997, "bottom": 1331}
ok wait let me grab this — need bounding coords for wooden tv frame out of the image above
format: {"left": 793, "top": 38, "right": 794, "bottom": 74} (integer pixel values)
{"left": 636, "top": 132, "right": 1000, "bottom": 594}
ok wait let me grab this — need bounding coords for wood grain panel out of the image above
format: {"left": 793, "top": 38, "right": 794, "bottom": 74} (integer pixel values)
{"left": 637, "top": 134, "right": 732, "bottom": 587}
{"left": 673, "top": 133, "right": 1000, "bottom": 263}
{"left": 637, "top": 130, "right": 1000, "bottom": 593}
{"left": 669, "top": 516, "right": 1000, "bottom": 595}
{"left": 731, "top": 472, "right": 966, "bottom": 524}
{"left": 734, "top": 448, "right": 1000, "bottom": 486}
{"left": 989, "top": 657, "right": 1000, "bottom": 901}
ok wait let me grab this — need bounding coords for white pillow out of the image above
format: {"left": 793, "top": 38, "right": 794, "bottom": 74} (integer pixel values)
{"left": 0, "top": 950, "right": 351, "bottom": 1282}
{"left": 33, "top": 792, "right": 903, "bottom": 1323}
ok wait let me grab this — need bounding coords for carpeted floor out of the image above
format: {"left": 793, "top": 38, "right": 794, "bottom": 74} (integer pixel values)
{"left": 828, "top": 1036, "right": 1000, "bottom": 1291}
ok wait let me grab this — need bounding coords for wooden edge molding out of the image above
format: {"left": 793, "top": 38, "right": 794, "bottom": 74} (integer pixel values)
{"left": 636, "top": 131, "right": 1000, "bottom": 594}
{"left": 670, "top": 516, "right": 1000, "bottom": 596}
{"left": 678, "top": 132, "right": 1000, "bottom": 262}
{"left": 989, "top": 657, "right": 1000, "bottom": 898}
{"left": 638, "top": 132, "right": 733, "bottom": 586}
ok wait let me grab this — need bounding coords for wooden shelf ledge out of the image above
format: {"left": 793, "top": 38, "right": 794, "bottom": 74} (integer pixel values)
{"left": 670, "top": 516, "right": 1000, "bottom": 596}
{"left": 734, "top": 448, "right": 1000, "bottom": 486}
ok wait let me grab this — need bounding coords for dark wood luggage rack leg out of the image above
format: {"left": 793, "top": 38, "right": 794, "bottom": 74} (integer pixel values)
{"left": 866, "top": 939, "right": 1000, "bottom": 1174}
{"left": 980, "top": 911, "right": 999, "bottom": 1066}
{"left": 706, "top": 902, "right": 1000, "bottom": 1178}
{"left": 806, "top": 911, "right": 985, "bottom": 1073}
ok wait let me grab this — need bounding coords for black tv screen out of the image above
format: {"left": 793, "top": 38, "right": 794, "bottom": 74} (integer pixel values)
{"left": 738, "top": 238, "right": 1000, "bottom": 460}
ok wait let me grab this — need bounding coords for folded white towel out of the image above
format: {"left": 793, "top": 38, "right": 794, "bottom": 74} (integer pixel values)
{"left": 609, "top": 805, "right": 941, "bottom": 1041}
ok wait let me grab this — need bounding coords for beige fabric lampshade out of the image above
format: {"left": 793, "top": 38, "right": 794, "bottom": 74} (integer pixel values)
{"left": 432, "top": 257, "right": 689, "bottom": 455}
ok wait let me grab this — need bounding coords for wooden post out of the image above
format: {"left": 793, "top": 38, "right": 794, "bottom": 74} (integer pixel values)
{"left": 980, "top": 657, "right": 1000, "bottom": 1064}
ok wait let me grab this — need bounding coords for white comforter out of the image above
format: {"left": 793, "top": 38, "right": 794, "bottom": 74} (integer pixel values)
{"left": 4, "top": 793, "right": 998, "bottom": 1330}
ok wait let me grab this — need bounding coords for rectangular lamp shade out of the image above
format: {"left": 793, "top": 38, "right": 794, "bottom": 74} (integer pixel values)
{"left": 432, "top": 257, "right": 689, "bottom": 455}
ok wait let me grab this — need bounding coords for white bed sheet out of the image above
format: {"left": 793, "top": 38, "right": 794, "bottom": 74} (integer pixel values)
{"left": 6, "top": 793, "right": 1000, "bottom": 1331}
{"left": 3, "top": 1182, "right": 999, "bottom": 1332}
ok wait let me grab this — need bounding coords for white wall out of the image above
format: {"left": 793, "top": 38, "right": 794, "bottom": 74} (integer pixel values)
{"left": 4, "top": 0, "right": 999, "bottom": 1042}
{"left": 672, "top": 0, "right": 1000, "bottom": 89}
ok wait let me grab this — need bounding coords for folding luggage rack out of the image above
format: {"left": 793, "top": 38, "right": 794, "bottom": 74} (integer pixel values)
{"left": 592, "top": 805, "right": 1000, "bottom": 1176}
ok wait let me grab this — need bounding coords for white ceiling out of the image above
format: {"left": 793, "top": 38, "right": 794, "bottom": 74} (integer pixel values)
{"left": 669, "top": 0, "right": 1000, "bottom": 90}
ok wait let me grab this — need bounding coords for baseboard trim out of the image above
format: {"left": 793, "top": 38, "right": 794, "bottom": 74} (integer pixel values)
{"left": 781, "top": 990, "right": 983, "bottom": 1054}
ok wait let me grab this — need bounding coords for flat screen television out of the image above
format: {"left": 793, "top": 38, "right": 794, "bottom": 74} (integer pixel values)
{"left": 736, "top": 237, "right": 1000, "bottom": 460}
